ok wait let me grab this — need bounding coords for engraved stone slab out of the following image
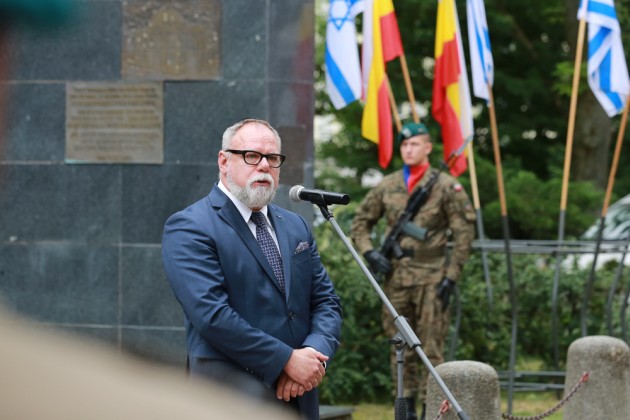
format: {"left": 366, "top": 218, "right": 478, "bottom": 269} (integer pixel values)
{"left": 66, "top": 82, "right": 164, "bottom": 164}
{"left": 122, "top": 0, "right": 221, "bottom": 80}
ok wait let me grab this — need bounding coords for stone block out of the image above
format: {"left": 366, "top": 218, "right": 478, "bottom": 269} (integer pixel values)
{"left": 563, "top": 335, "right": 630, "bottom": 419}
{"left": 426, "top": 360, "right": 501, "bottom": 420}
{"left": 121, "top": 164, "right": 217, "bottom": 244}
{"left": 0, "top": 243, "right": 119, "bottom": 325}
{"left": 0, "top": 165, "right": 121, "bottom": 243}
{"left": 8, "top": 1, "right": 121, "bottom": 80}
{"left": 122, "top": 0, "right": 221, "bottom": 80}
{"left": 121, "top": 327, "right": 186, "bottom": 366}
{"left": 163, "top": 81, "right": 267, "bottom": 164}
{"left": 121, "top": 245, "right": 181, "bottom": 327}
{"left": 5, "top": 83, "right": 66, "bottom": 161}
{"left": 221, "top": 0, "right": 267, "bottom": 79}
{"left": 268, "top": 0, "right": 314, "bottom": 82}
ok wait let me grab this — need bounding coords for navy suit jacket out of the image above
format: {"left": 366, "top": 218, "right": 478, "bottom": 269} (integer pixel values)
{"left": 162, "top": 184, "right": 342, "bottom": 418}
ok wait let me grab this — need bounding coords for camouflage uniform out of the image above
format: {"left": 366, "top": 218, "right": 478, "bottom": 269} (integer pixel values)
{"left": 350, "top": 165, "right": 476, "bottom": 401}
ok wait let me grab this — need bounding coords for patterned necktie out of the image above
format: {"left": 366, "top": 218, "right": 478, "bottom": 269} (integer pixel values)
{"left": 250, "top": 211, "right": 285, "bottom": 294}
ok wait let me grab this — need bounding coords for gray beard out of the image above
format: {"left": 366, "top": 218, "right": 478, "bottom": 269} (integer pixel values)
{"left": 226, "top": 172, "right": 276, "bottom": 209}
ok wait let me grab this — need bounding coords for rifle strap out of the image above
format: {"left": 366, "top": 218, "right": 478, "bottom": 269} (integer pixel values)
{"left": 403, "top": 169, "right": 440, "bottom": 214}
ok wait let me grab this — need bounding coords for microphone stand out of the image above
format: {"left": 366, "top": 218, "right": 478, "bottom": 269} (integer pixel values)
{"left": 393, "top": 333, "right": 408, "bottom": 420}
{"left": 314, "top": 200, "right": 470, "bottom": 420}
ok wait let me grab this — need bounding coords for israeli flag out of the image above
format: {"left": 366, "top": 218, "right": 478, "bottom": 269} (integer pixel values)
{"left": 578, "top": 0, "right": 629, "bottom": 117}
{"left": 466, "top": 0, "right": 494, "bottom": 101}
{"left": 325, "top": 0, "right": 365, "bottom": 109}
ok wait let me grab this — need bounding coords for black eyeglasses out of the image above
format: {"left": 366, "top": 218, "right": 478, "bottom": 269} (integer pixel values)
{"left": 226, "top": 149, "right": 286, "bottom": 168}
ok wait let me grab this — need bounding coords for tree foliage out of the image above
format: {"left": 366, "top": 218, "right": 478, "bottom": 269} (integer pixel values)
{"left": 314, "top": 0, "right": 630, "bottom": 404}
{"left": 451, "top": 252, "right": 622, "bottom": 371}
{"left": 314, "top": 205, "right": 392, "bottom": 404}
{"left": 315, "top": 0, "right": 630, "bottom": 240}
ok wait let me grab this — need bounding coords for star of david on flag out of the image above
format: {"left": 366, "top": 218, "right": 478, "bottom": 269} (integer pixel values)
{"left": 467, "top": 0, "right": 494, "bottom": 101}
{"left": 578, "top": 0, "right": 629, "bottom": 117}
{"left": 325, "top": 0, "right": 365, "bottom": 109}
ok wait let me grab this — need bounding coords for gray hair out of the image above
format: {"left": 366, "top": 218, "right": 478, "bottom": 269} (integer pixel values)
{"left": 221, "top": 119, "right": 282, "bottom": 151}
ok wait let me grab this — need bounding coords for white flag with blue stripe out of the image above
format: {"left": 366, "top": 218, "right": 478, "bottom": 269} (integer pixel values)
{"left": 325, "top": 0, "right": 364, "bottom": 109}
{"left": 578, "top": 0, "right": 629, "bottom": 117}
{"left": 466, "top": 0, "right": 493, "bottom": 101}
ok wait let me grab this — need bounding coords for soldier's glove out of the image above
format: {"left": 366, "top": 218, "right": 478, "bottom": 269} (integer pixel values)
{"left": 437, "top": 277, "right": 456, "bottom": 311}
{"left": 363, "top": 250, "right": 392, "bottom": 274}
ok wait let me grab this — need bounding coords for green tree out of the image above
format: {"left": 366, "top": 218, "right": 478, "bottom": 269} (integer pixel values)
{"left": 315, "top": 0, "right": 630, "bottom": 240}
{"left": 314, "top": 0, "right": 630, "bottom": 405}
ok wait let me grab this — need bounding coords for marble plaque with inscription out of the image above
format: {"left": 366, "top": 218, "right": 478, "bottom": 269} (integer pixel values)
{"left": 66, "top": 83, "right": 164, "bottom": 164}
{"left": 122, "top": 0, "right": 221, "bottom": 80}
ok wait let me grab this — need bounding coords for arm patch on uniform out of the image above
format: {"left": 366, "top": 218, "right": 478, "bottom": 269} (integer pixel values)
{"left": 452, "top": 183, "right": 463, "bottom": 192}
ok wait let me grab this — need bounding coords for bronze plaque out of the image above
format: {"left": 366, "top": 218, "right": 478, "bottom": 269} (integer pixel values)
{"left": 122, "top": 0, "right": 221, "bottom": 79}
{"left": 66, "top": 82, "right": 164, "bottom": 164}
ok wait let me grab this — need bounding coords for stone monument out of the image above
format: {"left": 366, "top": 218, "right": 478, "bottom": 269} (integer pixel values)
{"left": 0, "top": 0, "right": 315, "bottom": 366}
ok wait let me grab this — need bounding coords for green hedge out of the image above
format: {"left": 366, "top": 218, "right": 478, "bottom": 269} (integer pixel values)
{"left": 316, "top": 205, "right": 627, "bottom": 404}
{"left": 315, "top": 205, "right": 392, "bottom": 403}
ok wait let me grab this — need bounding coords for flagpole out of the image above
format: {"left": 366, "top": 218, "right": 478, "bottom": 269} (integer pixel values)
{"left": 465, "top": 142, "right": 493, "bottom": 310}
{"left": 603, "top": 97, "right": 629, "bottom": 226}
{"left": 386, "top": 75, "right": 402, "bottom": 132}
{"left": 398, "top": 55, "right": 420, "bottom": 123}
{"left": 551, "top": 6, "right": 588, "bottom": 369}
{"left": 560, "top": 17, "right": 586, "bottom": 218}
{"left": 590, "top": 96, "right": 630, "bottom": 334}
{"left": 487, "top": 83, "right": 518, "bottom": 412}
{"left": 487, "top": 87, "right": 507, "bottom": 220}
{"left": 580, "top": 97, "right": 630, "bottom": 336}
{"left": 466, "top": 144, "right": 480, "bottom": 208}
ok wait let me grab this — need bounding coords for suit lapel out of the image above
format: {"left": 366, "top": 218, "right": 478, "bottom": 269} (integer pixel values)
{"left": 211, "top": 187, "right": 286, "bottom": 296}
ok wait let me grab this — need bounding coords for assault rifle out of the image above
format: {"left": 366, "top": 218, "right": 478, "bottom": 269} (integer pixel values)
{"left": 379, "top": 151, "right": 460, "bottom": 261}
{"left": 379, "top": 170, "right": 441, "bottom": 260}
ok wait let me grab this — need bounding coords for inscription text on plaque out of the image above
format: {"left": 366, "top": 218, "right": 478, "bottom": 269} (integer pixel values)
{"left": 66, "top": 83, "right": 164, "bottom": 164}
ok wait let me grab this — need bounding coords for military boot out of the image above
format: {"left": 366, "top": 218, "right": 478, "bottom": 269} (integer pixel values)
{"left": 405, "top": 398, "right": 417, "bottom": 420}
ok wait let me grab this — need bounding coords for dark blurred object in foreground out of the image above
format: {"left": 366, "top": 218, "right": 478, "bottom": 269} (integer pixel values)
{"left": 0, "top": 0, "right": 76, "bottom": 26}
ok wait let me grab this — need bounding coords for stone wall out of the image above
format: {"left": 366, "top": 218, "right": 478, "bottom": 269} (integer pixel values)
{"left": 0, "top": 0, "right": 315, "bottom": 366}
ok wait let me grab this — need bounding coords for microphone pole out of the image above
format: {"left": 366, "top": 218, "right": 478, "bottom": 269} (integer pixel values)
{"left": 313, "top": 201, "right": 470, "bottom": 420}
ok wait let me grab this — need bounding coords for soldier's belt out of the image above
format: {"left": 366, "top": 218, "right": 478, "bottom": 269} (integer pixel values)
{"left": 400, "top": 248, "right": 446, "bottom": 259}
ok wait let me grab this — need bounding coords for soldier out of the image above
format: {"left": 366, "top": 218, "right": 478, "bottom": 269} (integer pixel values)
{"left": 350, "top": 122, "right": 475, "bottom": 420}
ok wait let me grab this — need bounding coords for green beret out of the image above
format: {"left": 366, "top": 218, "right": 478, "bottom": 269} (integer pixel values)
{"left": 397, "top": 122, "right": 429, "bottom": 143}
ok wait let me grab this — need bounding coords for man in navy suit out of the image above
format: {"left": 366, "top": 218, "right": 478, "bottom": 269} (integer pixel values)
{"left": 162, "top": 119, "right": 342, "bottom": 419}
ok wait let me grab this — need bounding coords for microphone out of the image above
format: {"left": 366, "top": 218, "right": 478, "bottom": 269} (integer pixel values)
{"left": 289, "top": 185, "right": 350, "bottom": 206}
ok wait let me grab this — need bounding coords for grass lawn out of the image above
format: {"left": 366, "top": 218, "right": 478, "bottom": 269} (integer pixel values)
{"left": 351, "top": 391, "right": 564, "bottom": 419}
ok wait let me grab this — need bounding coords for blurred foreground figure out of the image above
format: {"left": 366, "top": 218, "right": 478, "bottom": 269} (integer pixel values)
{"left": 0, "top": 305, "right": 296, "bottom": 420}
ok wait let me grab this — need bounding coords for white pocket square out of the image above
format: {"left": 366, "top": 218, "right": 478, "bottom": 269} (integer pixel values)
{"left": 294, "top": 241, "right": 310, "bottom": 254}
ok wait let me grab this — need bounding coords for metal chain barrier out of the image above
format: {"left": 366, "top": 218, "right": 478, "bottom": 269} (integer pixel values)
{"left": 501, "top": 372, "right": 590, "bottom": 420}
{"left": 432, "top": 399, "right": 451, "bottom": 420}
{"left": 428, "top": 371, "right": 589, "bottom": 420}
